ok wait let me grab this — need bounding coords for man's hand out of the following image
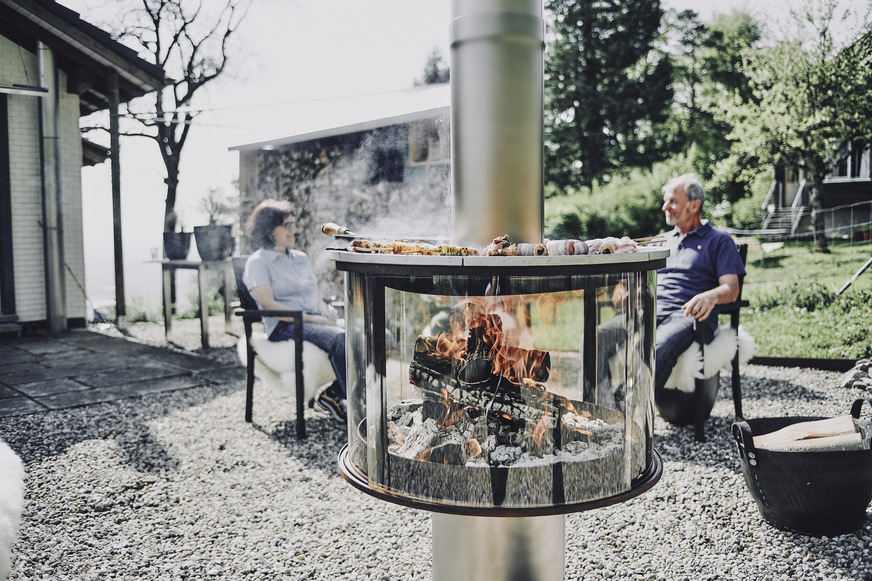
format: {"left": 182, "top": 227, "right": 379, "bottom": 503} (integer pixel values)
{"left": 681, "top": 293, "right": 717, "bottom": 321}
{"left": 681, "top": 274, "right": 740, "bottom": 321}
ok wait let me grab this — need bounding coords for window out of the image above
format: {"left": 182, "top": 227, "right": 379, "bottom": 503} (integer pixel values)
{"left": 409, "top": 119, "right": 448, "bottom": 165}
{"left": 826, "top": 141, "right": 872, "bottom": 182}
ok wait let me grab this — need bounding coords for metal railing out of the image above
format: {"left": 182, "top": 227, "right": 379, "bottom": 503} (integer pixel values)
{"left": 820, "top": 199, "right": 872, "bottom": 246}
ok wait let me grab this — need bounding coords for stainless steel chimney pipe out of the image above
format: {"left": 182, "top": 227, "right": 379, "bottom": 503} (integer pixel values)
{"left": 441, "top": 4, "right": 562, "bottom": 580}
{"left": 449, "top": 0, "right": 545, "bottom": 247}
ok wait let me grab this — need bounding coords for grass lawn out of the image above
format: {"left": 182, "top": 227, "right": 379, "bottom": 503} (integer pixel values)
{"left": 526, "top": 240, "right": 872, "bottom": 361}
{"left": 741, "top": 240, "right": 872, "bottom": 360}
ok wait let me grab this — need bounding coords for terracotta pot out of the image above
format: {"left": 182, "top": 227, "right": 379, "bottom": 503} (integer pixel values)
{"left": 163, "top": 232, "right": 192, "bottom": 260}
{"left": 194, "top": 224, "right": 234, "bottom": 261}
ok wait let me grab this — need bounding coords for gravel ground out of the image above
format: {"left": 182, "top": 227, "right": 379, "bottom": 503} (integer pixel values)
{"left": 2, "top": 321, "right": 872, "bottom": 580}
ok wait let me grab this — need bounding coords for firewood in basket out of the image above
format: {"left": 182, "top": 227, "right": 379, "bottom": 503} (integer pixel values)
{"left": 753, "top": 415, "right": 867, "bottom": 452}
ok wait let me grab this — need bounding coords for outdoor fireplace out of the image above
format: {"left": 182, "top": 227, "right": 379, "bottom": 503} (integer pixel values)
{"left": 334, "top": 251, "right": 666, "bottom": 579}
{"left": 334, "top": 1, "right": 665, "bottom": 579}
{"left": 336, "top": 253, "right": 665, "bottom": 511}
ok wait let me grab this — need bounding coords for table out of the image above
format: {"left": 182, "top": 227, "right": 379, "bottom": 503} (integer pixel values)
{"left": 160, "top": 259, "right": 233, "bottom": 349}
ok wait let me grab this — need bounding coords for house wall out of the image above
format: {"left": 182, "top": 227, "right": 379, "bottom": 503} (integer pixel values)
{"left": 237, "top": 122, "right": 451, "bottom": 299}
{"left": 59, "top": 73, "right": 86, "bottom": 323}
{"left": 1, "top": 35, "right": 87, "bottom": 326}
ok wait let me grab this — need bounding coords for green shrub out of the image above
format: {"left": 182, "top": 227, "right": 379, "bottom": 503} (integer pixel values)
{"left": 180, "top": 284, "right": 227, "bottom": 319}
{"left": 752, "top": 281, "right": 833, "bottom": 312}
{"left": 128, "top": 296, "right": 161, "bottom": 323}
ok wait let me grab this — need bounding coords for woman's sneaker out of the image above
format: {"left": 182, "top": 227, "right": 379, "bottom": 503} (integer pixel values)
{"left": 317, "top": 383, "right": 346, "bottom": 424}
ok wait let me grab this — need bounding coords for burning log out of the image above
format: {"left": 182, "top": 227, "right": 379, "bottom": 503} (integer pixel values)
{"left": 409, "top": 315, "right": 555, "bottom": 426}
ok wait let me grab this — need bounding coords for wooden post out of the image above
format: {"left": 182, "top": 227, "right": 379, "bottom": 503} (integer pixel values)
{"left": 109, "top": 69, "right": 126, "bottom": 331}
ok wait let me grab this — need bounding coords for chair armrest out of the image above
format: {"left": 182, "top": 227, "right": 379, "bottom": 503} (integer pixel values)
{"left": 718, "top": 300, "right": 749, "bottom": 313}
{"left": 235, "top": 308, "right": 304, "bottom": 321}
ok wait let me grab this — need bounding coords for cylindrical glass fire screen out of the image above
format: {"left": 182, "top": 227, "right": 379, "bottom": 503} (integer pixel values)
{"left": 339, "top": 253, "right": 664, "bottom": 511}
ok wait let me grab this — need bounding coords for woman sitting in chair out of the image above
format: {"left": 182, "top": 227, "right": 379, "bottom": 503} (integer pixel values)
{"left": 242, "top": 199, "right": 347, "bottom": 424}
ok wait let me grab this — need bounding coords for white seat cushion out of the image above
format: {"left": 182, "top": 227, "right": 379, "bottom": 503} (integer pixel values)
{"left": 237, "top": 332, "right": 337, "bottom": 403}
{"left": 664, "top": 325, "right": 755, "bottom": 394}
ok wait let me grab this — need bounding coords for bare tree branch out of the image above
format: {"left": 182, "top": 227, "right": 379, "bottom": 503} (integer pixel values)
{"left": 90, "top": 0, "right": 252, "bottom": 231}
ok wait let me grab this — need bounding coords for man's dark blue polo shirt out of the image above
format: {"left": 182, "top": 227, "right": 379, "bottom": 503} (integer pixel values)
{"left": 656, "top": 221, "right": 746, "bottom": 333}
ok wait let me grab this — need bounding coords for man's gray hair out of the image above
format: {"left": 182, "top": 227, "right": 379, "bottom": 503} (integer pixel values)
{"left": 663, "top": 173, "right": 705, "bottom": 207}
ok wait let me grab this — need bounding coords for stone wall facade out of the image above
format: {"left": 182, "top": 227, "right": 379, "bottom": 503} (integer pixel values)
{"left": 237, "top": 119, "right": 451, "bottom": 299}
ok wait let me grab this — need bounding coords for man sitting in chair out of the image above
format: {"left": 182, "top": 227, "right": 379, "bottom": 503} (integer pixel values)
{"left": 654, "top": 174, "right": 746, "bottom": 395}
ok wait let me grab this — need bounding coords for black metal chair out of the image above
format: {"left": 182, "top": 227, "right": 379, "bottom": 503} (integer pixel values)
{"left": 231, "top": 257, "right": 306, "bottom": 439}
{"left": 656, "top": 243, "right": 750, "bottom": 442}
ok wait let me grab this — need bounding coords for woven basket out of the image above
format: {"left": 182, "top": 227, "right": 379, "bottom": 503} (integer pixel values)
{"left": 732, "top": 398, "right": 872, "bottom": 536}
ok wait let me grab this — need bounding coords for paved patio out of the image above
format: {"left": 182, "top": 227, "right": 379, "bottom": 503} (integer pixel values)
{"left": 0, "top": 329, "right": 245, "bottom": 418}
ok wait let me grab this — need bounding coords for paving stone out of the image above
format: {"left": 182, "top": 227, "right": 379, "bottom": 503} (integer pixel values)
{"left": 41, "top": 353, "right": 145, "bottom": 375}
{"left": 73, "top": 360, "right": 186, "bottom": 388}
{"left": 14, "top": 340, "right": 81, "bottom": 356}
{"left": 0, "top": 396, "right": 47, "bottom": 418}
{"left": 111, "top": 374, "right": 212, "bottom": 397}
{"left": 135, "top": 349, "right": 224, "bottom": 372}
{"left": 0, "top": 346, "right": 41, "bottom": 364}
{"left": 59, "top": 335, "right": 157, "bottom": 355}
{"left": 0, "top": 329, "right": 240, "bottom": 412}
{"left": 37, "top": 375, "right": 211, "bottom": 410}
{"left": 197, "top": 366, "right": 246, "bottom": 384}
{"left": 2, "top": 364, "right": 75, "bottom": 386}
{"left": 14, "top": 378, "right": 91, "bottom": 398}
{"left": 0, "top": 361, "right": 45, "bottom": 380}
{"left": 36, "top": 388, "right": 127, "bottom": 410}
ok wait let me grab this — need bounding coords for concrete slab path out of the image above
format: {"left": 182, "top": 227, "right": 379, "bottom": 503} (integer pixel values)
{"left": 0, "top": 329, "right": 244, "bottom": 418}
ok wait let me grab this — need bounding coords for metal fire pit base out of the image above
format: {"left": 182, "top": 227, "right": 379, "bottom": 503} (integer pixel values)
{"left": 338, "top": 445, "right": 662, "bottom": 517}
{"left": 338, "top": 447, "right": 662, "bottom": 580}
{"left": 432, "top": 513, "right": 565, "bottom": 581}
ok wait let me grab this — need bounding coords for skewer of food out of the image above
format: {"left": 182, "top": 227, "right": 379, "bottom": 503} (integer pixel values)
{"left": 325, "top": 225, "right": 645, "bottom": 256}
{"left": 485, "top": 235, "right": 547, "bottom": 256}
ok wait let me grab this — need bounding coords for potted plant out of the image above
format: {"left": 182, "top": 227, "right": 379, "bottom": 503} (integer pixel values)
{"left": 163, "top": 211, "right": 191, "bottom": 260}
{"left": 193, "top": 187, "right": 238, "bottom": 261}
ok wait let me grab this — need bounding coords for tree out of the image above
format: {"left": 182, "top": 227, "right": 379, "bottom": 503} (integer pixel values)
{"left": 84, "top": 0, "right": 252, "bottom": 232}
{"left": 544, "top": 0, "right": 674, "bottom": 194}
{"left": 415, "top": 47, "right": 449, "bottom": 86}
{"left": 724, "top": 0, "right": 872, "bottom": 252}
{"left": 662, "top": 9, "right": 763, "bottom": 199}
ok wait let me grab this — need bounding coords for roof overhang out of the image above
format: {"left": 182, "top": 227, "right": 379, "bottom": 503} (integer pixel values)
{"left": 231, "top": 105, "right": 450, "bottom": 153}
{"left": 81, "top": 138, "right": 109, "bottom": 166}
{"left": 0, "top": 0, "right": 166, "bottom": 115}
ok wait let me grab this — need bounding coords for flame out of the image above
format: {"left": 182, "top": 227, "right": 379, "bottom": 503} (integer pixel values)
{"left": 426, "top": 387, "right": 465, "bottom": 429}
{"left": 530, "top": 408, "right": 551, "bottom": 447}
{"left": 417, "top": 293, "right": 570, "bottom": 424}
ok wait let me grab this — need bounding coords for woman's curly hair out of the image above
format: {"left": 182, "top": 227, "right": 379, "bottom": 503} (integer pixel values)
{"left": 246, "top": 199, "right": 296, "bottom": 250}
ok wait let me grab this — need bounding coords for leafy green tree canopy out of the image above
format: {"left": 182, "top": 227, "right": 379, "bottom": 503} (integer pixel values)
{"left": 544, "top": 0, "right": 674, "bottom": 195}
{"left": 724, "top": 0, "right": 872, "bottom": 251}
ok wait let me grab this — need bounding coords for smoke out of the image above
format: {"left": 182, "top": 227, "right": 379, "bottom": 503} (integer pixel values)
{"left": 347, "top": 117, "right": 452, "bottom": 239}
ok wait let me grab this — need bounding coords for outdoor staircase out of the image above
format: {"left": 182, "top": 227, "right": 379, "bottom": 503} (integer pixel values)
{"left": 763, "top": 206, "right": 811, "bottom": 235}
